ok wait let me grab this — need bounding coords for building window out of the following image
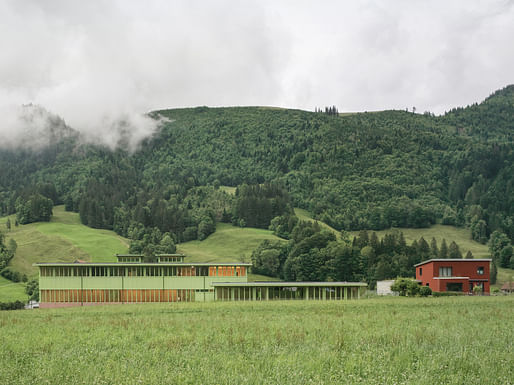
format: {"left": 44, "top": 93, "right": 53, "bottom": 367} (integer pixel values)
{"left": 477, "top": 266, "right": 484, "bottom": 275}
{"left": 419, "top": 267, "right": 422, "bottom": 276}
{"left": 439, "top": 266, "right": 452, "bottom": 277}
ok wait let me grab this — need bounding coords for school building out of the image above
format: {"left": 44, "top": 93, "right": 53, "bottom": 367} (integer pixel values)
{"left": 35, "top": 254, "right": 367, "bottom": 307}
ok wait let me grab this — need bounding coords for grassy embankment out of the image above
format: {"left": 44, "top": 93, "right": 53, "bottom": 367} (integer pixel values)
{"left": 0, "top": 296, "right": 512, "bottom": 384}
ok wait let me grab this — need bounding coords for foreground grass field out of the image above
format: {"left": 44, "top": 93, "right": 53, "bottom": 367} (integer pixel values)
{"left": 0, "top": 297, "right": 512, "bottom": 384}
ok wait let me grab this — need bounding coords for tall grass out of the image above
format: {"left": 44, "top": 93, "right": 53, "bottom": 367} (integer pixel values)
{"left": 0, "top": 297, "right": 512, "bottom": 384}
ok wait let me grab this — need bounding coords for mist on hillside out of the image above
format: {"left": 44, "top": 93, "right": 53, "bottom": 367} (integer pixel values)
{"left": 1, "top": 1, "right": 513, "bottom": 150}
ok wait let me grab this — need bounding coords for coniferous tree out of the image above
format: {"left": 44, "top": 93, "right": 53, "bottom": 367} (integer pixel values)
{"left": 465, "top": 250, "right": 474, "bottom": 259}
{"left": 430, "top": 237, "right": 438, "bottom": 257}
{"left": 439, "top": 239, "right": 449, "bottom": 258}
{"left": 448, "top": 241, "right": 463, "bottom": 259}
{"left": 490, "top": 260, "right": 497, "bottom": 284}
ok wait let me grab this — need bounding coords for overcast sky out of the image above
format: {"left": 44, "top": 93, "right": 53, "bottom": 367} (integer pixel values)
{"left": 1, "top": 0, "right": 513, "bottom": 148}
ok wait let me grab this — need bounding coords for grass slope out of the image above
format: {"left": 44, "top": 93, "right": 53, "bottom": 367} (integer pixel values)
{"left": 0, "top": 276, "right": 26, "bottom": 302}
{"left": 361, "top": 225, "right": 490, "bottom": 258}
{"left": 294, "top": 207, "right": 341, "bottom": 236}
{"left": 0, "top": 206, "right": 128, "bottom": 279}
{"left": 0, "top": 297, "right": 512, "bottom": 384}
{"left": 177, "top": 223, "right": 284, "bottom": 263}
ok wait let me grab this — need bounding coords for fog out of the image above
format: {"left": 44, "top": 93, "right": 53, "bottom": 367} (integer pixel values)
{"left": 1, "top": 0, "right": 513, "bottom": 149}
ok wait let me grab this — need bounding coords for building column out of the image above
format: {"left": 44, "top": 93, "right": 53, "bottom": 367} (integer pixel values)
{"left": 344, "top": 287, "right": 348, "bottom": 300}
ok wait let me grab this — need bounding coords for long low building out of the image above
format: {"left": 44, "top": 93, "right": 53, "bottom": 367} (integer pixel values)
{"left": 35, "top": 254, "right": 367, "bottom": 307}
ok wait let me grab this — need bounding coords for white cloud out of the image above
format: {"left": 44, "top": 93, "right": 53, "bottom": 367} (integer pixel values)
{"left": 0, "top": 0, "right": 513, "bottom": 149}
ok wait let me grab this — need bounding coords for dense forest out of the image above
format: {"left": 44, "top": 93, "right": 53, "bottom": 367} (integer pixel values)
{"left": 0, "top": 85, "right": 513, "bottom": 281}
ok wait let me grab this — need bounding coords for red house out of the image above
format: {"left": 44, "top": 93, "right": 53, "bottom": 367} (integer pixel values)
{"left": 414, "top": 259, "right": 492, "bottom": 294}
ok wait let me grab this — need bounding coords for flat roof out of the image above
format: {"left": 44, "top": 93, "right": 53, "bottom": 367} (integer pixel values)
{"left": 33, "top": 262, "right": 252, "bottom": 267}
{"left": 211, "top": 281, "right": 367, "bottom": 287}
{"left": 115, "top": 254, "right": 186, "bottom": 257}
{"left": 414, "top": 259, "right": 491, "bottom": 267}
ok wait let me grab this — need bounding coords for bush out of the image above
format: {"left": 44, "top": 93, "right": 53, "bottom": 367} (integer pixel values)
{"left": 391, "top": 278, "right": 420, "bottom": 296}
{"left": 0, "top": 267, "right": 22, "bottom": 282}
{"left": 419, "top": 286, "right": 432, "bottom": 297}
{"left": 0, "top": 301, "right": 25, "bottom": 311}
{"left": 25, "top": 279, "right": 39, "bottom": 301}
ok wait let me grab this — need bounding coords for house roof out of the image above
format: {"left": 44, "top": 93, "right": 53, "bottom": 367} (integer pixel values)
{"left": 500, "top": 282, "right": 514, "bottom": 290}
{"left": 414, "top": 259, "right": 492, "bottom": 267}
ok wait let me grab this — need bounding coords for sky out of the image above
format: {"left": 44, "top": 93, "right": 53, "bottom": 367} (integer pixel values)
{"left": 1, "top": 0, "right": 513, "bottom": 148}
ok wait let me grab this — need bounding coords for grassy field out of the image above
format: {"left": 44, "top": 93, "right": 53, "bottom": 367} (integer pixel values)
{"left": 0, "top": 206, "right": 128, "bottom": 279}
{"left": 294, "top": 208, "right": 341, "bottom": 237}
{"left": 0, "top": 276, "right": 26, "bottom": 302}
{"left": 219, "top": 185, "right": 236, "bottom": 195}
{"left": 177, "top": 223, "right": 284, "bottom": 263}
{"left": 0, "top": 297, "right": 512, "bottom": 384}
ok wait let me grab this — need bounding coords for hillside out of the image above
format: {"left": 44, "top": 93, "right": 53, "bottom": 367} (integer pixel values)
{"left": 0, "top": 206, "right": 128, "bottom": 278}
{"left": 0, "top": 85, "right": 513, "bottom": 286}
{"left": 177, "top": 223, "right": 284, "bottom": 263}
{"left": 0, "top": 276, "right": 26, "bottom": 302}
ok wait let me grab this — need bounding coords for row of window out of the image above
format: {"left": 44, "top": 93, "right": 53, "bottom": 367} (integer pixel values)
{"left": 419, "top": 266, "right": 485, "bottom": 277}
{"left": 40, "top": 265, "right": 246, "bottom": 278}
{"left": 40, "top": 289, "right": 213, "bottom": 303}
{"left": 216, "top": 286, "right": 360, "bottom": 301}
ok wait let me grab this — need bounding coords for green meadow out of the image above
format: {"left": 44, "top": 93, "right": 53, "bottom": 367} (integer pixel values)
{"left": 177, "top": 223, "right": 285, "bottom": 263}
{"left": 0, "top": 276, "right": 26, "bottom": 302}
{"left": 0, "top": 297, "right": 512, "bottom": 384}
{"left": 0, "top": 206, "right": 128, "bottom": 279}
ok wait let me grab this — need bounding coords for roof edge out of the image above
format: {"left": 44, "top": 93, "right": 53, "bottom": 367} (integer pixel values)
{"left": 414, "top": 258, "right": 492, "bottom": 267}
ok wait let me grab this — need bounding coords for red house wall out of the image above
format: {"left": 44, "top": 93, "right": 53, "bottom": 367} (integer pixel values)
{"left": 415, "top": 260, "right": 490, "bottom": 293}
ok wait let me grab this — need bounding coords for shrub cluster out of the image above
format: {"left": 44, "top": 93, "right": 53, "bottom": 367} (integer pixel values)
{"left": 0, "top": 301, "right": 25, "bottom": 311}
{"left": 391, "top": 277, "right": 432, "bottom": 297}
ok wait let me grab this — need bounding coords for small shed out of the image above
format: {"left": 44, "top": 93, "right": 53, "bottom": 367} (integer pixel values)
{"left": 376, "top": 280, "right": 395, "bottom": 295}
{"left": 500, "top": 282, "right": 514, "bottom": 294}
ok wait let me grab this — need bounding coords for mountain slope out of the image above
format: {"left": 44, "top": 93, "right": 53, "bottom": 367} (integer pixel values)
{"left": 0, "top": 85, "right": 513, "bottom": 257}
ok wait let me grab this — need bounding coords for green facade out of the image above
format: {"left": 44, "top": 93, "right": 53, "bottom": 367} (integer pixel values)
{"left": 35, "top": 255, "right": 367, "bottom": 307}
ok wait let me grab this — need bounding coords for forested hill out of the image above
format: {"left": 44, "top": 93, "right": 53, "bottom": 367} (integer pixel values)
{"left": 0, "top": 85, "right": 513, "bottom": 252}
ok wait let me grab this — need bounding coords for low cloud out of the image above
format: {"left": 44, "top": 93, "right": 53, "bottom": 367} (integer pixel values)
{"left": 1, "top": 0, "right": 513, "bottom": 150}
